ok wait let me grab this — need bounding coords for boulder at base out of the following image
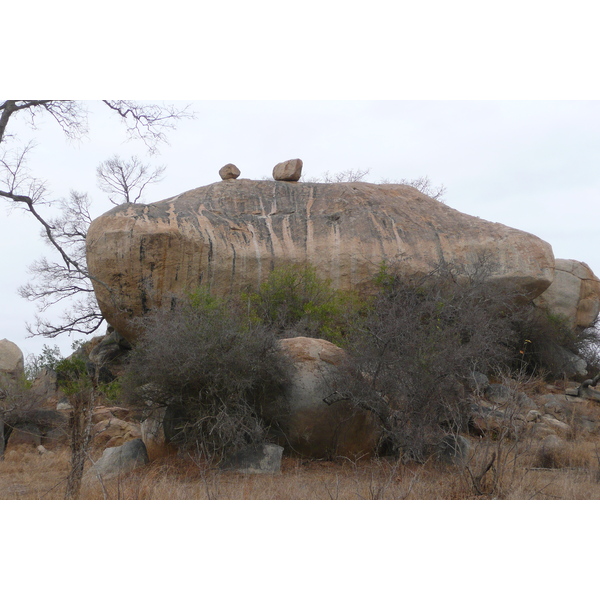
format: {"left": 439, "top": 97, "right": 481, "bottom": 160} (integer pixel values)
{"left": 85, "top": 438, "right": 149, "bottom": 482}
{"left": 86, "top": 179, "right": 555, "bottom": 342}
{"left": 260, "top": 337, "right": 381, "bottom": 459}
{"left": 220, "top": 443, "right": 284, "bottom": 474}
{"left": 534, "top": 258, "right": 600, "bottom": 329}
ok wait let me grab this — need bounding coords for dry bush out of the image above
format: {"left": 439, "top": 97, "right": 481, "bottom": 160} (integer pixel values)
{"left": 337, "top": 258, "right": 520, "bottom": 461}
{"left": 122, "top": 295, "right": 289, "bottom": 463}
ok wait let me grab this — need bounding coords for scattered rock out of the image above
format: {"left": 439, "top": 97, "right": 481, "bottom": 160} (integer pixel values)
{"left": 272, "top": 158, "right": 303, "bottom": 181}
{"left": 260, "top": 337, "right": 381, "bottom": 459}
{"left": 484, "top": 384, "right": 534, "bottom": 408}
{"left": 536, "top": 434, "right": 567, "bottom": 468}
{"left": 219, "top": 163, "right": 241, "bottom": 180}
{"left": 220, "top": 443, "right": 284, "bottom": 474}
{"left": 0, "top": 339, "right": 24, "bottom": 381}
{"left": 85, "top": 438, "right": 149, "bottom": 482}
{"left": 541, "top": 415, "right": 571, "bottom": 435}
{"left": 92, "top": 417, "right": 141, "bottom": 449}
{"left": 469, "top": 371, "right": 489, "bottom": 393}
{"left": 436, "top": 435, "right": 471, "bottom": 466}
{"left": 140, "top": 406, "right": 177, "bottom": 461}
{"left": 91, "top": 406, "right": 131, "bottom": 425}
{"left": 526, "top": 410, "right": 542, "bottom": 422}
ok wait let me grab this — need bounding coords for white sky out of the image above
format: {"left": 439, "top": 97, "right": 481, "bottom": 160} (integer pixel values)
{"left": 2, "top": 99, "right": 598, "bottom": 361}
{"left": 4, "top": 0, "right": 600, "bottom": 592}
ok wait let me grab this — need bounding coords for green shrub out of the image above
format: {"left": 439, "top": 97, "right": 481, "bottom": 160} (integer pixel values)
{"left": 243, "top": 263, "right": 364, "bottom": 344}
{"left": 55, "top": 355, "right": 90, "bottom": 395}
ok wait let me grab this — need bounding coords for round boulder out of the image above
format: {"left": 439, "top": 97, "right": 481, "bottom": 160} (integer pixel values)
{"left": 219, "top": 163, "right": 241, "bottom": 180}
{"left": 260, "top": 337, "right": 381, "bottom": 459}
{"left": 0, "top": 339, "right": 24, "bottom": 381}
{"left": 534, "top": 258, "right": 600, "bottom": 329}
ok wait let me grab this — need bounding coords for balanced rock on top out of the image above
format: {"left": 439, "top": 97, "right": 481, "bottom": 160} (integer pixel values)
{"left": 273, "top": 158, "right": 303, "bottom": 181}
{"left": 218, "top": 163, "right": 241, "bottom": 180}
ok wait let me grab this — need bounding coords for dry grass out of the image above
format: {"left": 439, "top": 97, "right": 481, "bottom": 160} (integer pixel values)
{"left": 3, "top": 436, "right": 600, "bottom": 500}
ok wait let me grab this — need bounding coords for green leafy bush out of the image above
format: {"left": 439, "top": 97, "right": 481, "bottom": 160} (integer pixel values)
{"left": 243, "top": 263, "right": 363, "bottom": 344}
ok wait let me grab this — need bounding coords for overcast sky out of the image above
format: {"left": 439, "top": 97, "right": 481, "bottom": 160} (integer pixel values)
{"left": 1, "top": 99, "right": 599, "bottom": 361}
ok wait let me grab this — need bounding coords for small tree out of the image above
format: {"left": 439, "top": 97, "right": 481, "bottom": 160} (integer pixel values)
{"left": 96, "top": 154, "right": 166, "bottom": 205}
{"left": 243, "top": 263, "right": 363, "bottom": 343}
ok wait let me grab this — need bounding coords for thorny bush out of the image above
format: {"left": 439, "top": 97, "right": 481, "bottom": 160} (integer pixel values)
{"left": 122, "top": 293, "right": 290, "bottom": 463}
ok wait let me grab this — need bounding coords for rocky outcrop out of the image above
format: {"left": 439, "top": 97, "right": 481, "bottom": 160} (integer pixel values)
{"left": 86, "top": 179, "right": 556, "bottom": 341}
{"left": 0, "top": 339, "right": 24, "bottom": 381}
{"left": 534, "top": 259, "right": 600, "bottom": 329}
{"left": 260, "top": 337, "right": 381, "bottom": 459}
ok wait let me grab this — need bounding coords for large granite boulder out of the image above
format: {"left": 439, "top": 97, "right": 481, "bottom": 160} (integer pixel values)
{"left": 0, "top": 339, "right": 24, "bottom": 381}
{"left": 86, "top": 180, "right": 555, "bottom": 342}
{"left": 534, "top": 259, "right": 600, "bottom": 329}
{"left": 259, "top": 337, "right": 381, "bottom": 459}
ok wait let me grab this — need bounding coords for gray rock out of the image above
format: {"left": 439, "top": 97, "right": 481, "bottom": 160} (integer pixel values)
{"left": 218, "top": 163, "right": 241, "bottom": 180}
{"left": 0, "top": 415, "right": 4, "bottom": 457}
{"left": 469, "top": 371, "right": 489, "bottom": 393}
{"left": 436, "top": 435, "right": 471, "bottom": 466}
{"left": 485, "top": 384, "right": 513, "bottom": 405}
{"left": 220, "top": 443, "right": 284, "bottom": 474}
{"left": 86, "top": 438, "right": 149, "bottom": 481}
{"left": 87, "top": 330, "right": 131, "bottom": 383}
{"left": 536, "top": 434, "right": 566, "bottom": 468}
{"left": 272, "top": 158, "right": 303, "bottom": 181}
{"left": 554, "top": 346, "right": 588, "bottom": 378}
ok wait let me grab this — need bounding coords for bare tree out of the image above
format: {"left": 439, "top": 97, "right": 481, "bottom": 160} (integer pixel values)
{"left": 302, "top": 167, "right": 447, "bottom": 202}
{"left": 1, "top": 100, "right": 191, "bottom": 337}
{"left": 0, "top": 100, "right": 190, "bottom": 275}
{"left": 97, "top": 155, "right": 166, "bottom": 205}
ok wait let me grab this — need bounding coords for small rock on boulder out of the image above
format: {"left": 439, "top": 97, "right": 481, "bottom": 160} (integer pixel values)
{"left": 220, "top": 443, "right": 284, "bottom": 474}
{"left": 219, "top": 163, "right": 241, "bottom": 180}
{"left": 273, "top": 158, "right": 303, "bottom": 181}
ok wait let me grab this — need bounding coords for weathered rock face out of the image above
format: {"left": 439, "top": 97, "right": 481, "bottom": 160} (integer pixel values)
{"left": 534, "top": 259, "right": 600, "bottom": 329}
{"left": 86, "top": 179, "right": 555, "bottom": 341}
{"left": 0, "top": 339, "right": 24, "bottom": 381}
{"left": 261, "top": 337, "right": 381, "bottom": 459}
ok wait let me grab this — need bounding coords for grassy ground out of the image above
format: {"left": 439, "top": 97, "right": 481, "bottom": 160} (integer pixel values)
{"left": 2, "top": 436, "right": 600, "bottom": 500}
